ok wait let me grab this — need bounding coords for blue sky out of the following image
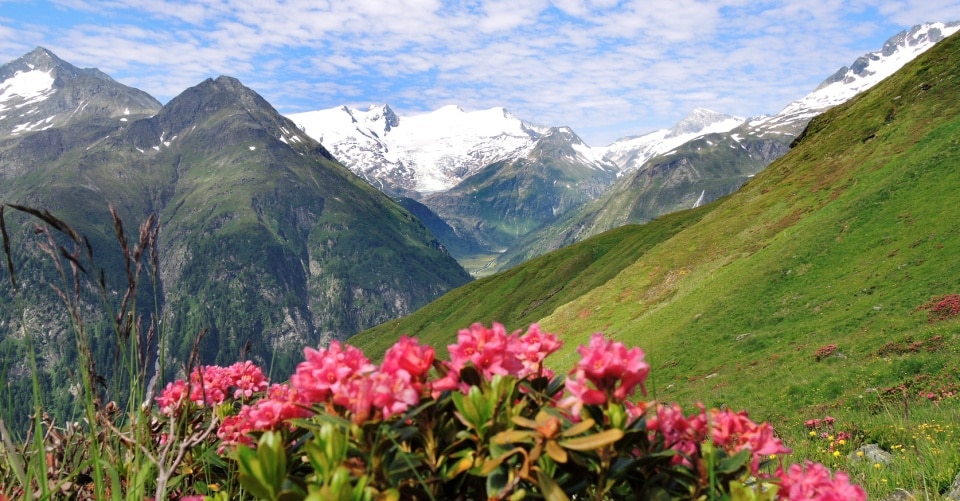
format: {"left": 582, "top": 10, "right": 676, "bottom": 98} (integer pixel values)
{"left": 1, "top": 1, "right": 959, "bottom": 146}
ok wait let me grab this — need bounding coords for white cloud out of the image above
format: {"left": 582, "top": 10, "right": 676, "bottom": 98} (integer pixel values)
{"left": 3, "top": 0, "right": 959, "bottom": 145}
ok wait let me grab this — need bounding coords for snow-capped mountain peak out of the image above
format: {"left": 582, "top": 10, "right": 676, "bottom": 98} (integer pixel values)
{"left": 0, "top": 46, "right": 161, "bottom": 138}
{"left": 599, "top": 108, "right": 744, "bottom": 174}
{"left": 667, "top": 108, "right": 744, "bottom": 138}
{"left": 0, "top": 48, "right": 60, "bottom": 125}
{"left": 752, "top": 21, "right": 960, "bottom": 134}
{"left": 599, "top": 22, "right": 959, "bottom": 174}
{"left": 527, "top": 126, "right": 617, "bottom": 171}
{"left": 289, "top": 104, "right": 549, "bottom": 194}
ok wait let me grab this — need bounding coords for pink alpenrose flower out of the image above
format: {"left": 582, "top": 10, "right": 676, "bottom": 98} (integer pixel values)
{"left": 291, "top": 341, "right": 375, "bottom": 404}
{"left": 560, "top": 333, "right": 650, "bottom": 415}
{"left": 776, "top": 460, "right": 866, "bottom": 501}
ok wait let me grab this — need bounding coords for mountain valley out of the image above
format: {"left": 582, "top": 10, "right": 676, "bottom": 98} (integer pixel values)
{"left": 352, "top": 24, "right": 960, "bottom": 437}
{"left": 289, "top": 22, "right": 959, "bottom": 275}
{"left": 0, "top": 22, "right": 959, "bottom": 436}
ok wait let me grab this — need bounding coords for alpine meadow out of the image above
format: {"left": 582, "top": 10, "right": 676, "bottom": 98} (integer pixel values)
{"left": 0, "top": 16, "right": 959, "bottom": 501}
{"left": 352, "top": 29, "right": 960, "bottom": 499}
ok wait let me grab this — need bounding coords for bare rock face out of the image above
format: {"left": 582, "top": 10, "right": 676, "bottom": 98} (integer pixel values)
{"left": 945, "top": 470, "right": 960, "bottom": 501}
{"left": 849, "top": 443, "right": 894, "bottom": 464}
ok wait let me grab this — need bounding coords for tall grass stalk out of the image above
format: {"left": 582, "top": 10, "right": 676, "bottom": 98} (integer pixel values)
{"left": 0, "top": 204, "right": 178, "bottom": 499}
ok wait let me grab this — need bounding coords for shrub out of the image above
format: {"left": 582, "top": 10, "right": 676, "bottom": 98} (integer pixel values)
{"left": 813, "top": 344, "right": 838, "bottom": 362}
{"left": 915, "top": 294, "right": 960, "bottom": 322}
{"left": 145, "top": 323, "right": 864, "bottom": 500}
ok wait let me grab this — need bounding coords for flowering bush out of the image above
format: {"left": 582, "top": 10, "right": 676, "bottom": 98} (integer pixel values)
{"left": 152, "top": 323, "right": 865, "bottom": 500}
{"left": 813, "top": 344, "right": 838, "bottom": 362}
{"left": 915, "top": 293, "right": 960, "bottom": 322}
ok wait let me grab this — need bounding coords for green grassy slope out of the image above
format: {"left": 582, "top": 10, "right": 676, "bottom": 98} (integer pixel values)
{"left": 353, "top": 32, "right": 960, "bottom": 426}
{"left": 350, "top": 205, "right": 711, "bottom": 359}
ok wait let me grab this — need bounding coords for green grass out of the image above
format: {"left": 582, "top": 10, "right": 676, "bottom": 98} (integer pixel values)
{"left": 350, "top": 204, "right": 711, "bottom": 360}
{"left": 349, "top": 32, "right": 960, "bottom": 499}
{"left": 778, "top": 396, "right": 960, "bottom": 498}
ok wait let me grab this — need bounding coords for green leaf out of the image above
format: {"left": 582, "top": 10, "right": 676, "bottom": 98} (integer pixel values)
{"left": 486, "top": 464, "right": 512, "bottom": 497}
{"left": 452, "top": 390, "right": 480, "bottom": 428}
{"left": 558, "top": 428, "right": 624, "bottom": 451}
{"left": 511, "top": 415, "right": 539, "bottom": 429}
{"left": 716, "top": 448, "right": 752, "bottom": 474}
{"left": 443, "top": 452, "right": 476, "bottom": 480}
{"left": 536, "top": 469, "right": 571, "bottom": 501}
{"left": 493, "top": 429, "right": 535, "bottom": 445}
{"left": 482, "top": 447, "right": 524, "bottom": 475}
{"left": 561, "top": 418, "right": 596, "bottom": 437}
{"left": 237, "top": 445, "right": 274, "bottom": 499}
{"left": 545, "top": 440, "right": 568, "bottom": 464}
{"left": 237, "top": 431, "right": 291, "bottom": 500}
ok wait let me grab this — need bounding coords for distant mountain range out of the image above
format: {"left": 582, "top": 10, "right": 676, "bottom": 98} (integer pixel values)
{"left": 289, "top": 21, "right": 960, "bottom": 274}
{"left": 288, "top": 105, "right": 555, "bottom": 196}
{"left": 350, "top": 19, "right": 960, "bottom": 441}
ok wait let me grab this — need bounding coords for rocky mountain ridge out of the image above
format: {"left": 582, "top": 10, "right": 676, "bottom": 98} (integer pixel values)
{"left": 0, "top": 47, "right": 161, "bottom": 140}
{"left": 288, "top": 104, "right": 551, "bottom": 196}
{"left": 0, "top": 53, "right": 473, "bottom": 419}
{"left": 492, "top": 21, "right": 960, "bottom": 270}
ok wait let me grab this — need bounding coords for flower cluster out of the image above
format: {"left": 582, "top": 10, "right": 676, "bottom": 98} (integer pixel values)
{"left": 459, "top": 323, "right": 560, "bottom": 378}
{"left": 560, "top": 333, "right": 649, "bottom": 416}
{"left": 267, "top": 335, "right": 438, "bottom": 426}
{"left": 915, "top": 293, "right": 960, "bottom": 322}
{"left": 813, "top": 344, "right": 838, "bottom": 362}
{"left": 804, "top": 415, "right": 854, "bottom": 460}
{"left": 217, "top": 383, "right": 312, "bottom": 448}
{"left": 156, "top": 361, "right": 269, "bottom": 415}
{"left": 776, "top": 461, "right": 866, "bottom": 500}
{"left": 644, "top": 402, "right": 791, "bottom": 473}
{"left": 151, "top": 323, "right": 866, "bottom": 501}
{"left": 439, "top": 323, "right": 562, "bottom": 392}
{"left": 877, "top": 372, "right": 960, "bottom": 405}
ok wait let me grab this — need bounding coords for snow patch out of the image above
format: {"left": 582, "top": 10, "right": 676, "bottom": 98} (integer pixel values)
{"left": 0, "top": 69, "right": 56, "bottom": 112}
{"left": 10, "top": 115, "right": 55, "bottom": 134}
{"left": 600, "top": 110, "right": 744, "bottom": 173}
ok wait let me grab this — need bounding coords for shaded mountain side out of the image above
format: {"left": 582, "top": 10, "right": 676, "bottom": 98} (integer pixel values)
{"left": 421, "top": 127, "right": 616, "bottom": 265}
{"left": 395, "top": 197, "right": 485, "bottom": 257}
{"left": 0, "top": 69, "right": 472, "bottom": 425}
{"left": 350, "top": 31, "right": 960, "bottom": 425}
{"left": 493, "top": 133, "right": 790, "bottom": 269}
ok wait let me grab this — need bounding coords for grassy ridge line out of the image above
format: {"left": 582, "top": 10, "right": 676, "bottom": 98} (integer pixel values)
{"left": 352, "top": 32, "right": 960, "bottom": 425}
{"left": 536, "top": 32, "right": 960, "bottom": 420}
{"left": 349, "top": 203, "right": 712, "bottom": 360}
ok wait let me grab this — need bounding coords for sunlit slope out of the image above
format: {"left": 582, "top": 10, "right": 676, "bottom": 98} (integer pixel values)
{"left": 352, "top": 32, "right": 960, "bottom": 423}
{"left": 537, "top": 32, "right": 960, "bottom": 420}
{"left": 349, "top": 205, "right": 711, "bottom": 359}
